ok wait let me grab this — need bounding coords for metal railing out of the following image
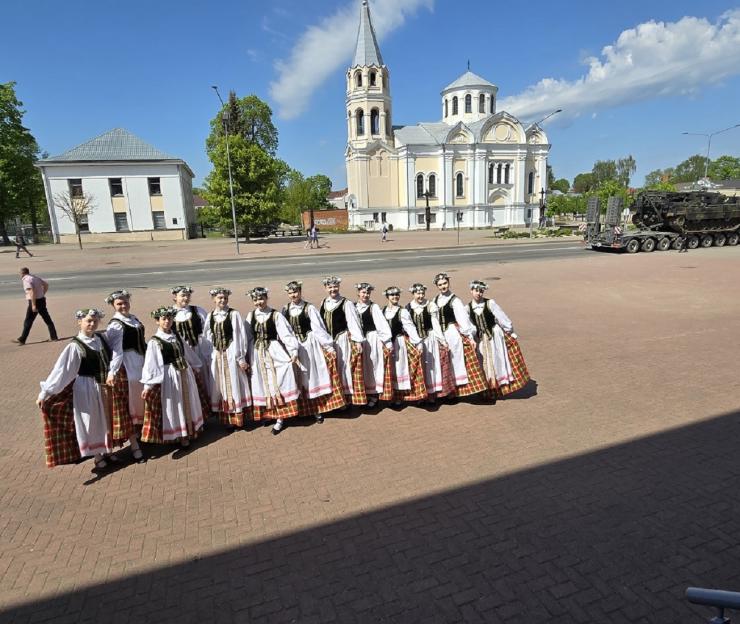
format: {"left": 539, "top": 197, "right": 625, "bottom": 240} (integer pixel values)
{"left": 687, "top": 587, "right": 740, "bottom": 623}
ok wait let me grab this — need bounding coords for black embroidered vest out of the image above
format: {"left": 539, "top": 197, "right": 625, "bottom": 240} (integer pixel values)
{"left": 74, "top": 334, "right": 111, "bottom": 384}
{"left": 251, "top": 311, "right": 278, "bottom": 349}
{"left": 109, "top": 318, "right": 146, "bottom": 355}
{"left": 210, "top": 309, "right": 234, "bottom": 352}
{"left": 435, "top": 294, "right": 459, "bottom": 331}
{"left": 406, "top": 303, "right": 433, "bottom": 339}
{"left": 174, "top": 305, "right": 203, "bottom": 348}
{"left": 320, "top": 298, "right": 348, "bottom": 339}
{"left": 384, "top": 307, "right": 403, "bottom": 339}
{"left": 468, "top": 299, "right": 497, "bottom": 339}
{"left": 283, "top": 303, "right": 312, "bottom": 342}
{"left": 360, "top": 305, "right": 376, "bottom": 336}
{"left": 152, "top": 334, "right": 188, "bottom": 371}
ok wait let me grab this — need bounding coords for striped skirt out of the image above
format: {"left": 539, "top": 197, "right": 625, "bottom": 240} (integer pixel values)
{"left": 452, "top": 338, "right": 487, "bottom": 398}
{"left": 110, "top": 368, "right": 135, "bottom": 445}
{"left": 298, "top": 350, "right": 347, "bottom": 416}
{"left": 141, "top": 384, "right": 202, "bottom": 444}
{"left": 349, "top": 342, "right": 368, "bottom": 405}
{"left": 497, "top": 334, "right": 530, "bottom": 397}
{"left": 41, "top": 383, "right": 81, "bottom": 468}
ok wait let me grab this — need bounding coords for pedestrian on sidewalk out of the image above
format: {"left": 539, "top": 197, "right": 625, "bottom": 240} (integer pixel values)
{"left": 15, "top": 232, "right": 33, "bottom": 258}
{"left": 380, "top": 222, "right": 388, "bottom": 243}
{"left": 15, "top": 267, "right": 58, "bottom": 345}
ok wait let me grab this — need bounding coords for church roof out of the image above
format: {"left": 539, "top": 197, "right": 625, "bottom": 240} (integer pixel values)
{"left": 442, "top": 70, "right": 496, "bottom": 93}
{"left": 351, "top": 0, "right": 384, "bottom": 68}
{"left": 41, "top": 128, "right": 179, "bottom": 162}
{"left": 394, "top": 112, "right": 533, "bottom": 146}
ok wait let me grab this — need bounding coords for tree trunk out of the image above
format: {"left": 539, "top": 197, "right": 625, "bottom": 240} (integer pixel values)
{"left": 0, "top": 220, "right": 10, "bottom": 246}
{"left": 75, "top": 224, "right": 83, "bottom": 249}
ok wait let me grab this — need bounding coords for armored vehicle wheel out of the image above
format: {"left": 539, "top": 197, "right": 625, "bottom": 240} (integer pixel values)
{"left": 657, "top": 237, "right": 671, "bottom": 251}
{"left": 625, "top": 239, "right": 640, "bottom": 254}
{"left": 713, "top": 233, "right": 726, "bottom": 247}
{"left": 641, "top": 238, "right": 656, "bottom": 252}
{"left": 726, "top": 233, "right": 739, "bottom": 246}
{"left": 671, "top": 238, "right": 683, "bottom": 250}
{"left": 687, "top": 236, "right": 700, "bottom": 249}
{"left": 700, "top": 235, "right": 713, "bottom": 248}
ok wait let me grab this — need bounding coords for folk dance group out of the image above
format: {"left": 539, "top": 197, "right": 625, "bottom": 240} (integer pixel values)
{"left": 37, "top": 274, "right": 529, "bottom": 471}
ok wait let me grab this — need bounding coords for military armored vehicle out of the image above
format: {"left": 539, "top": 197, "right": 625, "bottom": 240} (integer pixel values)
{"left": 585, "top": 191, "right": 740, "bottom": 253}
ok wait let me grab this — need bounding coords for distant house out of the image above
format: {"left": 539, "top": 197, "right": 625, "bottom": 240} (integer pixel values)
{"left": 36, "top": 128, "right": 197, "bottom": 243}
{"left": 327, "top": 188, "right": 349, "bottom": 210}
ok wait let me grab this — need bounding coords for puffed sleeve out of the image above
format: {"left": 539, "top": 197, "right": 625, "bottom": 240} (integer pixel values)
{"left": 487, "top": 298, "right": 513, "bottom": 333}
{"left": 274, "top": 312, "right": 299, "bottom": 356}
{"left": 399, "top": 308, "right": 423, "bottom": 345}
{"left": 452, "top": 297, "right": 477, "bottom": 338}
{"left": 203, "top": 311, "right": 214, "bottom": 344}
{"left": 140, "top": 339, "right": 165, "bottom": 389}
{"left": 38, "top": 343, "right": 82, "bottom": 400}
{"left": 105, "top": 320, "right": 124, "bottom": 376}
{"left": 345, "top": 300, "right": 365, "bottom": 343}
{"left": 307, "top": 304, "right": 334, "bottom": 350}
{"left": 231, "top": 310, "right": 247, "bottom": 364}
{"left": 372, "top": 304, "right": 393, "bottom": 346}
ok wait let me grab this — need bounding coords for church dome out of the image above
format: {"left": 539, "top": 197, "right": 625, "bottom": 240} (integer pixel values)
{"left": 441, "top": 69, "right": 498, "bottom": 124}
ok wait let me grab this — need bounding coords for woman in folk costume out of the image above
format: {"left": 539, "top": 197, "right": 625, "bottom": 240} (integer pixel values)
{"left": 432, "top": 272, "right": 487, "bottom": 397}
{"left": 382, "top": 287, "right": 427, "bottom": 404}
{"left": 244, "top": 287, "right": 301, "bottom": 435}
{"left": 319, "top": 276, "right": 367, "bottom": 406}
{"left": 104, "top": 289, "right": 145, "bottom": 462}
{"left": 282, "top": 281, "right": 345, "bottom": 423}
{"left": 406, "top": 283, "right": 456, "bottom": 402}
{"left": 203, "top": 287, "right": 252, "bottom": 428}
{"left": 140, "top": 306, "right": 205, "bottom": 448}
{"left": 171, "top": 285, "right": 212, "bottom": 408}
{"left": 354, "top": 282, "right": 393, "bottom": 408}
{"left": 36, "top": 308, "right": 113, "bottom": 471}
{"left": 468, "top": 280, "right": 530, "bottom": 397}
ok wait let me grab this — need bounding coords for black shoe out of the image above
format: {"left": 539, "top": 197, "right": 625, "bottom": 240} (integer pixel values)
{"left": 13, "top": 338, "right": 25, "bottom": 345}
{"left": 315, "top": 415, "right": 324, "bottom": 424}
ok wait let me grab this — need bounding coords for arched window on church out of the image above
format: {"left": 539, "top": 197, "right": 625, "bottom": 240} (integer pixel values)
{"left": 456, "top": 173, "right": 464, "bottom": 197}
{"left": 428, "top": 174, "right": 436, "bottom": 197}
{"left": 497, "top": 163, "right": 503, "bottom": 184}
{"left": 417, "top": 174, "right": 425, "bottom": 198}
{"left": 370, "top": 109, "right": 380, "bottom": 135}
{"left": 479, "top": 94, "right": 485, "bottom": 113}
{"left": 444, "top": 99, "right": 448, "bottom": 118}
{"left": 528, "top": 171, "right": 535, "bottom": 195}
{"left": 369, "top": 71, "right": 376, "bottom": 87}
{"left": 355, "top": 71, "right": 363, "bottom": 87}
{"left": 465, "top": 94, "right": 472, "bottom": 113}
{"left": 490, "top": 97, "right": 495, "bottom": 114}
{"left": 488, "top": 163, "right": 494, "bottom": 184}
{"left": 504, "top": 163, "right": 511, "bottom": 184}
{"left": 452, "top": 96, "right": 458, "bottom": 115}
{"left": 356, "top": 109, "right": 365, "bottom": 136}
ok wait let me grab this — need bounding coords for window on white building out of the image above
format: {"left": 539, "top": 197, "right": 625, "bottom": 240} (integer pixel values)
{"left": 528, "top": 171, "right": 535, "bottom": 194}
{"left": 381, "top": 211, "right": 387, "bottom": 222}
{"left": 456, "top": 173, "right": 464, "bottom": 197}
{"left": 465, "top": 94, "right": 472, "bottom": 113}
{"left": 497, "top": 164, "right": 502, "bottom": 184}
{"left": 369, "top": 71, "right": 376, "bottom": 87}
{"left": 417, "top": 213, "right": 436, "bottom": 225}
{"left": 109, "top": 178, "right": 123, "bottom": 197}
{"left": 152, "top": 211, "right": 166, "bottom": 229}
{"left": 114, "top": 213, "right": 129, "bottom": 231}
{"left": 428, "top": 174, "right": 436, "bottom": 197}
{"left": 355, "top": 72, "right": 363, "bottom": 87}
{"left": 452, "top": 97, "right": 458, "bottom": 115}
{"left": 372, "top": 212, "right": 379, "bottom": 222}
{"left": 370, "top": 109, "right": 380, "bottom": 135}
{"left": 68, "top": 179, "right": 83, "bottom": 198}
{"left": 148, "top": 177, "right": 161, "bottom": 196}
{"left": 444, "top": 99, "right": 448, "bottom": 118}
{"left": 356, "top": 109, "right": 365, "bottom": 136}
{"left": 479, "top": 94, "right": 485, "bottom": 113}
{"left": 488, "top": 164, "right": 494, "bottom": 184}
{"left": 78, "top": 213, "right": 89, "bottom": 232}
{"left": 504, "top": 164, "right": 510, "bottom": 184}
{"left": 416, "top": 174, "right": 424, "bottom": 198}
{"left": 490, "top": 97, "right": 495, "bottom": 114}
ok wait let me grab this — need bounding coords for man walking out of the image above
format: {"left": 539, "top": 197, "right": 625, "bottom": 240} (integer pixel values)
{"left": 15, "top": 268, "right": 58, "bottom": 345}
{"left": 15, "top": 232, "right": 33, "bottom": 258}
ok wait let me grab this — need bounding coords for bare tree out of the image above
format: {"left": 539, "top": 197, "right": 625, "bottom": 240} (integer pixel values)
{"left": 52, "top": 190, "right": 95, "bottom": 249}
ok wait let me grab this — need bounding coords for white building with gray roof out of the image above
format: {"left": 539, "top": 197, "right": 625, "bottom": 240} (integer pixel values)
{"left": 345, "top": 0, "right": 551, "bottom": 231}
{"left": 36, "top": 128, "right": 197, "bottom": 242}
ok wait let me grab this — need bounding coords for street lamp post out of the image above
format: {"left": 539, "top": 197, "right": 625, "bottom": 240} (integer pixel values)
{"left": 530, "top": 108, "right": 563, "bottom": 127}
{"left": 422, "top": 190, "right": 431, "bottom": 231}
{"left": 211, "top": 86, "right": 240, "bottom": 255}
{"left": 682, "top": 124, "right": 740, "bottom": 182}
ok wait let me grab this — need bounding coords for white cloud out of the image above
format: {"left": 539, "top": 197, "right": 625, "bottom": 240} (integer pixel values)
{"left": 269, "top": 0, "right": 433, "bottom": 119}
{"left": 499, "top": 10, "right": 740, "bottom": 124}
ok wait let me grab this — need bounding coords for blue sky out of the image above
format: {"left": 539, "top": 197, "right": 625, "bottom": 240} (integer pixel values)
{"left": 2, "top": 0, "right": 739, "bottom": 189}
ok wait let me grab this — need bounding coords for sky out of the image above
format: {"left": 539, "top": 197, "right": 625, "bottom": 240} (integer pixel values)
{"left": 2, "top": 0, "right": 739, "bottom": 190}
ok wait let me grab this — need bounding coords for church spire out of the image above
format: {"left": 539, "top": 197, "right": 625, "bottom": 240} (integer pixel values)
{"left": 351, "top": 0, "right": 384, "bottom": 68}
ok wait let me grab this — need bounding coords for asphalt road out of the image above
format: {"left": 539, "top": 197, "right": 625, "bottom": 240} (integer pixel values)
{"left": 0, "top": 240, "right": 587, "bottom": 297}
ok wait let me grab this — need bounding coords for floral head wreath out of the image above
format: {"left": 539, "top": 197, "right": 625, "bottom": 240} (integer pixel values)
{"left": 75, "top": 308, "right": 105, "bottom": 320}
{"left": 104, "top": 289, "right": 130, "bottom": 305}
{"left": 355, "top": 282, "right": 374, "bottom": 292}
{"left": 151, "top": 305, "right": 177, "bottom": 319}
{"left": 284, "top": 280, "right": 303, "bottom": 293}
{"left": 170, "top": 285, "right": 194, "bottom": 295}
{"left": 433, "top": 272, "right": 450, "bottom": 285}
{"left": 322, "top": 275, "right": 342, "bottom": 286}
{"left": 247, "top": 287, "right": 269, "bottom": 301}
{"left": 409, "top": 283, "right": 427, "bottom": 294}
{"left": 469, "top": 280, "right": 488, "bottom": 292}
{"left": 209, "top": 287, "right": 232, "bottom": 297}
{"left": 383, "top": 286, "right": 401, "bottom": 297}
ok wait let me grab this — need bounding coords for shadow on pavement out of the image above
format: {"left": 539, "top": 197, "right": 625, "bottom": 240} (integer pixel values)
{"left": 4, "top": 409, "right": 740, "bottom": 623}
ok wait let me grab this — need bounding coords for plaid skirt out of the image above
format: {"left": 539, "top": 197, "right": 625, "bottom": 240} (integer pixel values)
{"left": 41, "top": 383, "right": 81, "bottom": 468}
{"left": 349, "top": 342, "right": 368, "bottom": 405}
{"left": 396, "top": 341, "right": 427, "bottom": 402}
{"left": 497, "top": 334, "right": 531, "bottom": 397}
{"left": 110, "top": 368, "right": 135, "bottom": 445}
{"left": 379, "top": 346, "right": 395, "bottom": 401}
{"left": 438, "top": 345, "right": 457, "bottom": 398}
{"left": 252, "top": 400, "right": 299, "bottom": 422}
{"left": 216, "top": 404, "right": 251, "bottom": 427}
{"left": 141, "top": 385, "right": 201, "bottom": 443}
{"left": 300, "top": 351, "right": 347, "bottom": 416}
{"left": 453, "top": 338, "right": 487, "bottom": 398}
{"left": 194, "top": 370, "right": 211, "bottom": 421}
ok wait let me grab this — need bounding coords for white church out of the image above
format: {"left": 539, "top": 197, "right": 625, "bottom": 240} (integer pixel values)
{"left": 345, "top": 0, "right": 552, "bottom": 231}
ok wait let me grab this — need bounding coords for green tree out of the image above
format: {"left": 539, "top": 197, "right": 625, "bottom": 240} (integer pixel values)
{"left": 281, "top": 171, "right": 332, "bottom": 225}
{"left": 546, "top": 165, "right": 555, "bottom": 189}
{"left": 551, "top": 178, "right": 570, "bottom": 193}
{"left": 207, "top": 92, "right": 278, "bottom": 156}
{"left": 708, "top": 155, "right": 740, "bottom": 181}
{"left": 616, "top": 155, "right": 636, "bottom": 188}
{"left": 591, "top": 160, "right": 618, "bottom": 187}
{"left": 673, "top": 154, "right": 709, "bottom": 182}
{"left": 573, "top": 172, "right": 594, "bottom": 193}
{"left": 644, "top": 168, "right": 674, "bottom": 187}
{"left": 591, "top": 179, "right": 632, "bottom": 212}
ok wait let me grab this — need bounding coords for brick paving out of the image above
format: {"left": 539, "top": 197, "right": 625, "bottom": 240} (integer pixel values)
{"left": 0, "top": 239, "right": 739, "bottom": 622}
